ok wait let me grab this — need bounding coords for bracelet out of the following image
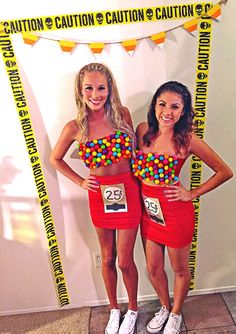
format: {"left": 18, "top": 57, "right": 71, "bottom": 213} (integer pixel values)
{"left": 79, "top": 178, "right": 84, "bottom": 187}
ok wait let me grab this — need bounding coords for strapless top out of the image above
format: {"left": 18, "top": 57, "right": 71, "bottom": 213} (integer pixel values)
{"left": 131, "top": 150, "right": 186, "bottom": 185}
{"left": 78, "top": 131, "right": 132, "bottom": 169}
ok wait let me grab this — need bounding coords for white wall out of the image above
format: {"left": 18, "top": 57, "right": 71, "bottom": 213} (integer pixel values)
{"left": 0, "top": 0, "right": 235, "bottom": 315}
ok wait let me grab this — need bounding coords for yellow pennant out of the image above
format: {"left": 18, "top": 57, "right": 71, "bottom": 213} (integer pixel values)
{"left": 89, "top": 42, "right": 105, "bottom": 54}
{"left": 183, "top": 18, "right": 198, "bottom": 36}
{"left": 207, "top": 3, "right": 221, "bottom": 20}
{"left": 59, "top": 40, "right": 76, "bottom": 52}
{"left": 150, "top": 32, "right": 166, "bottom": 46}
{"left": 22, "top": 33, "right": 39, "bottom": 45}
{"left": 121, "top": 39, "right": 137, "bottom": 56}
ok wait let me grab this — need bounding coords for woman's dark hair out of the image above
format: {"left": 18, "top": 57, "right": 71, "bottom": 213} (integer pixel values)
{"left": 143, "top": 81, "right": 195, "bottom": 152}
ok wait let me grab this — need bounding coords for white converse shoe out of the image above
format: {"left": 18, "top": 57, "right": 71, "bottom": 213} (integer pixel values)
{"left": 105, "top": 309, "right": 121, "bottom": 334}
{"left": 147, "top": 306, "right": 170, "bottom": 333}
{"left": 163, "top": 312, "right": 182, "bottom": 334}
{"left": 118, "top": 309, "right": 138, "bottom": 334}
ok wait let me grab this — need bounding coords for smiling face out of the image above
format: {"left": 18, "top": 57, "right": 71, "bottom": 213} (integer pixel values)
{"left": 155, "top": 91, "right": 184, "bottom": 128}
{"left": 81, "top": 71, "right": 109, "bottom": 112}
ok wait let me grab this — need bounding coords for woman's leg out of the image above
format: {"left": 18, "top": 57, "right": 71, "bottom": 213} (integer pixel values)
{"left": 95, "top": 227, "right": 118, "bottom": 309}
{"left": 144, "top": 238, "right": 171, "bottom": 310}
{"left": 117, "top": 228, "right": 139, "bottom": 311}
{"left": 167, "top": 244, "right": 191, "bottom": 314}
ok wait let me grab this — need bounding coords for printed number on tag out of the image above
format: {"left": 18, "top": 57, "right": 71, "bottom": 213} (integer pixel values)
{"left": 104, "top": 187, "right": 124, "bottom": 202}
{"left": 100, "top": 184, "right": 128, "bottom": 213}
{"left": 143, "top": 195, "right": 166, "bottom": 226}
{"left": 144, "top": 198, "right": 159, "bottom": 215}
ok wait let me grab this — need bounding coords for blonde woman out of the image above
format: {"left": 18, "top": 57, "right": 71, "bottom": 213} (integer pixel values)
{"left": 50, "top": 63, "right": 142, "bottom": 334}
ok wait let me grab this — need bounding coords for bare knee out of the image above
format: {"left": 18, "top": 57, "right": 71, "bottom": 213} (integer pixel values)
{"left": 147, "top": 264, "right": 165, "bottom": 279}
{"left": 118, "top": 257, "right": 134, "bottom": 274}
{"left": 102, "top": 254, "right": 116, "bottom": 269}
{"left": 171, "top": 264, "right": 190, "bottom": 278}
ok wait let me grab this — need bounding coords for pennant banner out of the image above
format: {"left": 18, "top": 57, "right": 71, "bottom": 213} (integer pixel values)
{"left": 18, "top": 2, "right": 235, "bottom": 55}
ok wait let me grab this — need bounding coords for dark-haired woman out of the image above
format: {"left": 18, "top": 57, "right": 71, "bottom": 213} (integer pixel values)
{"left": 132, "top": 81, "right": 233, "bottom": 334}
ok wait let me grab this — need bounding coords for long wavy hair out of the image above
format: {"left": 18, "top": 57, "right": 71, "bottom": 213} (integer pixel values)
{"left": 74, "top": 62, "right": 135, "bottom": 147}
{"left": 143, "top": 81, "right": 195, "bottom": 153}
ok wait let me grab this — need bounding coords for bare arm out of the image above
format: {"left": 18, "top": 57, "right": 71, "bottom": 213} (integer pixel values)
{"left": 135, "top": 122, "right": 148, "bottom": 148}
{"left": 165, "top": 134, "right": 233, "bottom": 201}
{"left": 123, "top": 107, "right": 134, "bottom": 131}
{"left": 188, "top": 134, "right": 233, "bottom": 199}
{"left": 50, "top": 120, "right": 99, "bottom": 191}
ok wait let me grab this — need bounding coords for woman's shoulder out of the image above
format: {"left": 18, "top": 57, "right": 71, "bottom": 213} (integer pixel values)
{"left": 136, "top": 121, "right": 148, "bottom": 135}
{"left": 63, "top": 119, "right": 80, "bottom": 139}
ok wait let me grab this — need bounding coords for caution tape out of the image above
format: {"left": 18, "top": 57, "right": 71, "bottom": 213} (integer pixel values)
{"left": 0, "top": 33, "right": 70, "bottom": 307}
{"left": 189, "top": 16, "right": 212, "bottom": 290}
{"left": 0, "top": 3, "right": 212, "bottom": 34}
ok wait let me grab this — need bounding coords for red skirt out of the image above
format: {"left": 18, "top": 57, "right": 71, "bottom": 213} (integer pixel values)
{"left": 88, "top": 172, "right": 142, "bottom": 229}
{"left": 141, "top": 183, "right": 195, "bottom": 248}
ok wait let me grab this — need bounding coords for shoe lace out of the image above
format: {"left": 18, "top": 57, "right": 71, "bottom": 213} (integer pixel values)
{"left": 107, "top": 311, "right": 120, "bottom": 329}
{"left": 154, "top": 306, "right": 168, "bottom": 324}
{"left": 122, "top": 313, "right": 136, "bottom": 331}
{"left": 168, "top": 314, "right": 181, "bottom": 330}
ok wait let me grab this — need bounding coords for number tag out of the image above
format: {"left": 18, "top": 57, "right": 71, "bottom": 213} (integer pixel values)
{"left": 143, "top": 195, "right": 166, "bottom": 226}
{"left": 100, "top": 184, "right": 128, "bottom": 213}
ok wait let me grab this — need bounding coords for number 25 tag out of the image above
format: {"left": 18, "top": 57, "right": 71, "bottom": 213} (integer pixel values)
{"left": 143, "top": 195, "right": 166, "bottom": 226}
{"left": 101, "top": 184, "right": 128, "bottom": 213}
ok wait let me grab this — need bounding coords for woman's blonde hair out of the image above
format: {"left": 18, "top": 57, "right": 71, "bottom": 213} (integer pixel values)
{"left": 74, "top": 62, "right": 135, "bottom": 146}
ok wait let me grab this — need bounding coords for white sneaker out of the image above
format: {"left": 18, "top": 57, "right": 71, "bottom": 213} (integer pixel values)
{"left": 147, "top": 306, "right": 170, "bottom": 333}
{"left": 105, "top": 309, "right": 121, "bottom": 334}
{"left": 163, "top": 312, "right": 182, "bottom": 334}
{"left": 118, "top": 309, "right": 138, "bottom": 334}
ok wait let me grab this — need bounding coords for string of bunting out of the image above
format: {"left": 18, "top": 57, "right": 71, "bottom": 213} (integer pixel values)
{"left": 20, "top": 2, "right": 224, "bottom": 57}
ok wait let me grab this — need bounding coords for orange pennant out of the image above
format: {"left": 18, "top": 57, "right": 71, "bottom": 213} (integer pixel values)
{"left": 150, "top": 32, "right": 166, "bottom": 46}
{"left": 183, "top": 19, "right": 198, "bottom": 35}
{"left": 59, "top": 40, "right": 76, "bottom": 53}
{"left": 207, "top": 4, "right": 221, "bottom": 19}
{"left": 121, "top": 39, "right": 137, "bottom": 56}
{"left": 22, "top": 33, "right": 39, "bottom": 45}
{"left": 89, "top": 43, "right": 105, "bottom": 54}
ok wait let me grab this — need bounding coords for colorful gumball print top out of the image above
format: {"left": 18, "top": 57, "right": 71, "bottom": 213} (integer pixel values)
{"left": 131, "top": 150, "right": 186, "bottom": 185}
{"left": 78, "top": 131, "right": 133, "bottom": 169}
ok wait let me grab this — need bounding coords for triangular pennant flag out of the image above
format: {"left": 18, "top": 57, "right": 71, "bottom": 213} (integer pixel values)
{"left": 121, "top": 39, "right": 137, "bottom": 56}
{"left": 59, "top": 40, "right": 76, "bottom": 53}
{"left": 22, "top": 33, "right": 39, "bottom": 46}
{"left": 89, "top": 43, "right": 105, "bottom": 54}
{"left": 150, "top": 32, "right": 166, "bottom": 47}
{"left": 206, "top": 4, "right": 222, "bottom": 21}
{"left": 183, "top": 18, "right": 198, "bottom": 36}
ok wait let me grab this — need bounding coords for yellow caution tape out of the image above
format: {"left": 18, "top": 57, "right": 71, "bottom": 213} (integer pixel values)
{"left": 0, "top": 32, "right": 70, "bottom": 307}
{"left": 189, "top": 16, "right": 212, "bottom": 291}
{"left": 0, "top": 3, "right": 212, "bottom": 34}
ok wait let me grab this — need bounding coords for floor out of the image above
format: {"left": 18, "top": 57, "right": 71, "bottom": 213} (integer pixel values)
{"left": 89, "top": 291, "right": 236, "bottom": 333}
